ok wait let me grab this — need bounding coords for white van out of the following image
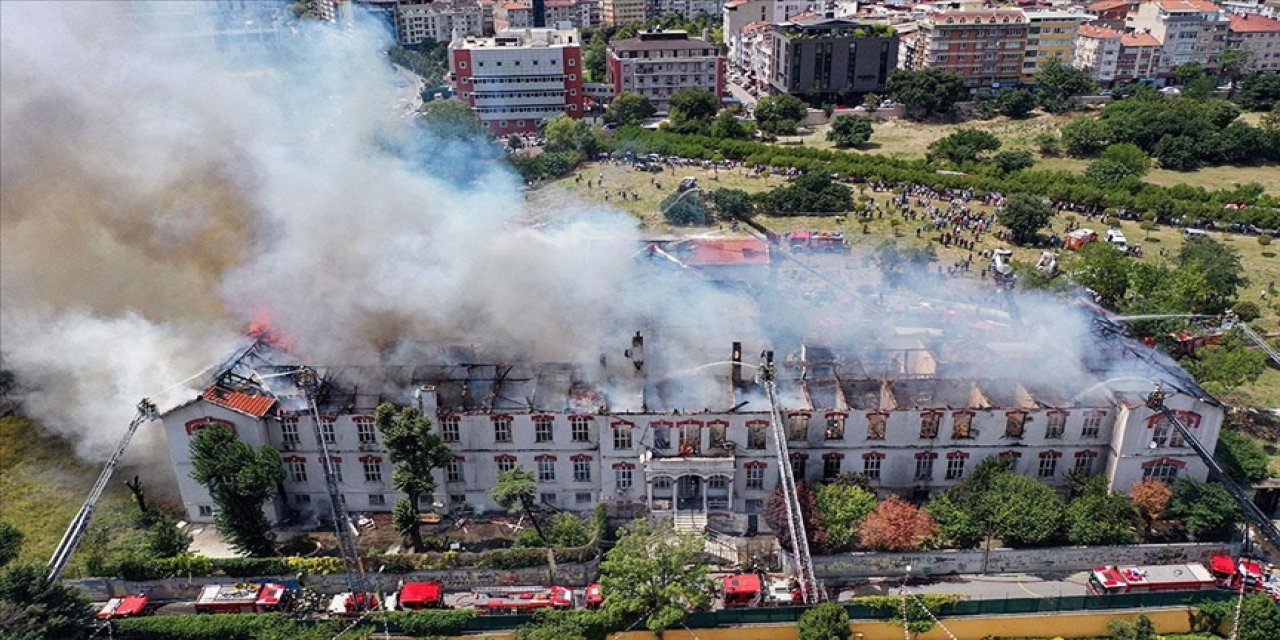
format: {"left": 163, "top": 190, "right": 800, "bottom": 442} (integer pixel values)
{"left": 1184, "top": 228, "right": 1210, "bottom": 240}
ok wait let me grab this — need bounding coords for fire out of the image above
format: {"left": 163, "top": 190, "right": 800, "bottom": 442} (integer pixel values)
{"left": 245, "top": 307, "right": 294, "bottom": 349}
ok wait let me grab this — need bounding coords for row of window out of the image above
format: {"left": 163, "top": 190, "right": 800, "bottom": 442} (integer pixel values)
{"left": 284, "top": 457, "right": 382, "bottom": 484}
{"left": 459, "top": 57, "right": 577, "bottom": 69}
{"left": 465, "top": 75, "right": 570, "bottom": 84}
{"left": 280, "top": 416, "right": 377, "bottom": 446}
{"left": 485, "top": 454, "right": 595, "bottom": 482}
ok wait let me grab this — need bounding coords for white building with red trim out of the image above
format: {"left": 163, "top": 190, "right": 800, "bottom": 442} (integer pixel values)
{"left": 449, "top": 28, "right": 585, "bottom": 135}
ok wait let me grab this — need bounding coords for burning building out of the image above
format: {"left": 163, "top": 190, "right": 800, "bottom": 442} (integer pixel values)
{"left": 159, "top": 298, "right": 1224, "bottom": 534}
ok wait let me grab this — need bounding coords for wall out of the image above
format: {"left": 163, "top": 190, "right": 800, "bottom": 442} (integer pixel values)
{"left": 66, "top": 559, "right": 598, "bottom": 601}
{"left": 801, "top": 542, "right": 1239, "bottom": 580}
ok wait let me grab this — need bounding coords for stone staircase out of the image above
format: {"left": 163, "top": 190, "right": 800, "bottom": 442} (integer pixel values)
{"left": 673, "top": 510, "right": 708, "bottom": 534}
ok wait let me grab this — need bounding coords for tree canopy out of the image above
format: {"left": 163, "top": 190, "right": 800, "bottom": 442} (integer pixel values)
{"left": 0, "top": 523, "right": 22, "bottom": 568}
{"left": 668, "top": 88, "right": 719, "bottom": 133}
{"left": 755, "top": 94, "right": 808, "bottom": 136}
{"left": 1064, "top": 477, "right": 1140, "bottom": 546}
{"left": 827, "top": 115, "right": 874, "bottom": 148}
{"left": 711, "top": 187, "right": 754, "bottom": 220}
{"left": 418, "top": 99, "right": 483, "bottom": 139}
{"left": 1166, "top": 478, "right": 1239, "bottom": 540}
{"left": 798, "top": 602, "right": 852, "bottom": 640}
{"left": 378, "top": 403, "right": 452, "bottom": 552}
{"left": 542, "top": 115, "right": 599, "bottom": 158}
{"left": 756, "top": 173, "right": 852, "bottom": 214}
{"left": 926, "top": 128, "right": 1002, "bottom": 165}
{"left": 814, "top": 483, "right": 877, "bottom": 551}
{"left": 608, "top": 92, "right": 656, "bottom": 126}
{"left": 1214, "top": 430, "right": 1271, "bottom": 484}
{"left": 1034, "top": 58, "right": 1097, "bottom": 113}
{"left": 1000, "top": 194, "right": 1055, "bottom": 244}
{"left": 188, "top": 424, "right": 283, "bottom": 557}
{"left": 997, "top": 88, "right": 1036, "bottom": 119}
{"left": 599, "top": 520, "right": 709, "bottom": 635}
{"left": 0, "top": 563, "right": 94, "bottom": 640}
{"left": 887, "top": 69, "right": 966, "bottom": 120}
{"left": 856, "top": 496, "right": 937, "bottom": 551}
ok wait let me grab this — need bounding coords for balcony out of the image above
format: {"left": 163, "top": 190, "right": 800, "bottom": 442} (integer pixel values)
{"left": 645, "top": 455, "right": 736, "bottom": 478}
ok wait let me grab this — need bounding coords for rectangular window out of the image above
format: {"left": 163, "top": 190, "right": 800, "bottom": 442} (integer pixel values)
{"left": 496, "top": 457, "right": 516, "bottom": 473}
{"left": 198, "top": 505, "right": 214, "bottom": 517}
{"left": 356, "top": 417, "right": 377, "bottom": 445}
{"left": 450, "top": 493, "right": 467, "bottom": 505}
{"left": 1143, "top": 462, "right": 1180, "bottom": 481}
{"left": 321, "top": 419, "right": 336, "bottom": 445}
{"left": 573, "top": 458, "right": 591, "bottom": 483}
{"left": 281, "top": 417, "right": 300, "bottom": 444}
{"left": 915, "top": 456, "right": 935, "bottom": 480}
{"left": 946, "top": 456, "right": 966, "bottom": 480}
{"left": 863, "top": 456, "right": 882, "bottom": 480}
{"left": 747, "top": 423, "right": 767, "bottom": 449}
{"left": 653, "top": 424, "right": 671, "bottom": 450}
{"left": 1005, "top": 412, "right": 1027, "bottom": 439}
{"left": 1074, "top": 453, "right": 1095, "bottom": 475}
{"left": 571, "top": 416, "right": 591, "bottom": 443}
{"left": 867, "top": 414, "right": 887, "bottom": 440}
{"left": 1082, "top": 412, "right": 1102, "bottom": 438}
{"left": 920, "top": 413, "right": 940, "bottom": 439}
{"left": 363, "top": 459, "right": 383, "bottom": 483}
{"left": 538, "top": 458, "right": 556, "bottom": 482}
{"left": 540, "top": 492, "right": 557, "bottom": 505}
{"left": 294, "top": 493, "right": 311, "bottom": 505}
{"left": 1151, "top": 418, "right": 1185, "bottom": 448}
{"left": 825, "top": 415, "right": 846, "bottom": 440}
{"left": 576, "top": 492, "right": 593, "bottom": 504}
{"left": 746, "top": 466, "right": 765, "bottom": 490}
{"left": 447, "top": 460, "right": 463, "bottom": 483}
{"left": 952, "top": 413, "right": 973, "bottom": 439}
{"left": 788, "top": 414, "right": 809, "bottom": 440}
{"left": 441, "top": 416, "right": 460, "bottom": 443}
{"left": 330, "top": 461, "right": 343, "bottom": 483}
{"left": 494, "top": 417, "right": 512, "bottom": 443}
{"left": 535, "top": 417, "right": 554, "bottom": 443}
{"left": 369, "top": 494, "right": 386, "bottom": 507}
{"left": 1045, "top": 413, "right": 1066, "bottom": 439}
{"left": 710, "top": 422, "right": 728, "bottom": 449}
{"left": 613, "top": 426, "right": 632, "bottom": 450}
{"left": 680, "top": 424, "right": 701, "bottom": 455}
{"left": 615, "top": 466, "right": 633, "bottom": 490}
{"left": 790, "top": 456, "right": 806, "bottom": 481}
{"left": 1038, "top": 455, "right": 1058, "bottom": 478}
{"left": 289, "top": 460, "right": 307, "bottom": 483}
{"left": 823, "top": 456, "right": 842, "bottom": 480}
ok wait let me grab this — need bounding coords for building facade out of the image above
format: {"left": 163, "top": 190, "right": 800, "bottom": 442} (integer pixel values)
{"left": 602, "top": 0, "right": 648, "bottom": 26}
{"left": 652, "top": 0, "right": 725, "bottom": 20}
{"left": 162, "top": 328, "right": 1224, "bottom": 535}
{"left": 1227, "top": 13, "right": 1280, "bottom": 73}
{"left": 396, "top": 0, "right": 486, "bottom": 45}
{"left": 908, "top": 9, "right": 1029, "bottom": 91}
{"left": 607, "top": 30, "right": 725, "bottom": 111}
{"left": 768, "top": 17, "right": 899, "bottom": 98}
{"left": 723, "top": 0, "right": 818, "bottom": 72}
{"left": 1076, "top": 23, "right": 1163, "bottom": 87}
{"left": 1127, "top": 0, "right": 1230, "bottom": 76}
{"left": 450, "top": 28, "right": 586, "bottom": 134}
{"left": 1021, "top": 10, "right": 1088, "bottom": 83}
{"left": 494, "top": 0, "right": 600, "bottom": 31}
{"left": 1086, "top": 0, "right": 1139, "bottom": 30}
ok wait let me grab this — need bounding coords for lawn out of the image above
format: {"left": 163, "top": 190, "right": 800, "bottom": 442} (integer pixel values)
{"left": 0, "top": 415, "right": 150, "bottom": 576}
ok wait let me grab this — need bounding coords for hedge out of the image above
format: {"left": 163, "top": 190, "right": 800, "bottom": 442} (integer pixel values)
{"left": 111, "top": 610, "right": 473, "bottom": 639}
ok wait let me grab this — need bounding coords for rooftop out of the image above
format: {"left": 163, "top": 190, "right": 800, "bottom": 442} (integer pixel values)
{"left": 1086, "top": 0, "right": 1133, "bottom": 11}
{"left": 610, "top": 31, "right": 715, "bottom": 52}
{"left": 1152, "top": 0, "right": 1221, "bottom": 12}
{"left": 1228, "top": 12, "right": 1280, "bottom": 31}
{"left": 1079, "top": 23, "right": 1125, "bottom": 38}
{"left": 1121, "top": 31, "right": 1162, "bottom": 46}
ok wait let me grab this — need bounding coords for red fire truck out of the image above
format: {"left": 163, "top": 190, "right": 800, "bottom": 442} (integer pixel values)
{"left": 97, "top": 594, "right": 150, "bottom": 619}
{"left": 473, "top": 586, "right": 574, "bottom": 615}
{"left": 392, "top": 581, "right": 445, "bottom": 610}
{"left": 194, "top": 583, "right": 290, "bottom": 614}
{"left": 785, "top": 230, "right": 848, "bottom": 253}
{"left": 1209, "top": 554, "right": 1267, "bottom": 593}
{"left": 584, "top": 583, "right": 603, "bottom": 610}
{"left": 722, "top": 573, "right": 800, "bottom": 608}
{"left": 1087, "top": 563, "right": 1217, "bottom": 595}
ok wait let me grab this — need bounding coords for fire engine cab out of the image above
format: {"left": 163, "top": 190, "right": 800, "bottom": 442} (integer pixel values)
{"left": 97, "top": 594, "right": 150, "bottom": 619}
{"left": 722, "top": 573, "right": 800, "bottom": 608}
{"left": 392, "top": 581, "right": 445, "bottom": 610}
{"left": 584, "top": 583, "right": 604, "bottom": 609}
{"left": 194, "top": 582, "right": 290, "bottom": 614}
{"left": 1209, "top": 554, "right": 1266, "bottom": 593}
{"left": 786, "top": 230, "right": 848, "bottom": 253}
{"left": 473, "top": 586, "right": 574, "bottom": 615}
{"left": 1088, "top": 563, "right": 1217, "bottom": 594}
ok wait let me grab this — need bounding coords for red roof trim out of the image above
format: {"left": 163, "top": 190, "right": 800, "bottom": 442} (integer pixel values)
{"left": 611, "top": 419, "right": 635, "bottom": 428}
{"left": 946, "top": 451, "right": 970, "bottom": 459}
{"left": 744, "top": 460, "right": 768, "bottom": 468}
{"left": 535, "top": 454, "right": 558, "bottom": 462}
{"left": 612, "top": 462, "right": 636, "bottom": 469}
{"left": 1039, "top": 450, "right": 1062, "bottom": 459}
{"left": 677, "top": 419, "right": 705, "bottom": 427}
{"left": 914, "top": 451, "right": 938, "bottom": 460}
{"left": 570, "top": 453, "right": 593, "bottom": 462}
{"left": 651, "top": 420, "right": 674, "bottom": 427}
{"left": 532, "top": 414, "right": 555, "bottom": 422}
{"left": 706, "top": 419, "right": 730, "bottom": 427}
{"left": 1141, "top": 456, "right": 1188, "bottom": 469}
{"left": 823, "top": 452, "right": 845, "bottom": 460}
{"left": 825, "top": 412, "right": 848, "bottom": 419}
{"left": 491, "top": 414, "right": 513, "bottom": 422}
{"left": 494, "top": 454, "right": 518, "bottom": 462}
{"left": 789, "top": 452, "right": 809, "bottom": 460}
{"left": 998, "top": 450, "right": 1022, "bottom": 458}
{"left": 952, "top": 410, "right": 976, "bottom": 416}
{"left": 745, "top": 419, "right": 770, "bottom": 427}
{"left": 863, "top": 451, "right": 886, "bottom": 459}
{"left": 359, "top": 455, "right": 384, "bottom": 463}
{"left": 282, "top": 455, "right": 306, "bottom": 463}
{"left": 185, "top": 417, "right": 236, "bottom": 436}
{"left": 1074, "top": 450, "right": 1098, "bottom": 458}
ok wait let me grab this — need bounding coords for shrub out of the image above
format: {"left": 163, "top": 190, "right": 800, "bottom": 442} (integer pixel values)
{"left": 114, "top": 614, "right": 337, "bottom": 640}
{"left": 1259, "top": 236, "right": 1272, "bottom": 247}
{"left": 367, "top": 609, "right": 476, "bottom": 636}
{"left": 1234, "top": 301, "right": 1261, "bottom": 322}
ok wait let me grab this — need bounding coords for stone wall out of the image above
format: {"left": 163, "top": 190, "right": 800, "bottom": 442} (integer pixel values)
{"left": 67, "top": 559, "right": 599, "bottom": 601}
{"left": 794, "top": 542, "right": 1239, "bottom": 581}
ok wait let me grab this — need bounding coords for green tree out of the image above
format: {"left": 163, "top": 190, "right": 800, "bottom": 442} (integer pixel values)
{"left": 993, "top": 149, "right": 1035, "bottom": 173}
{"left": 814, "top": 483, "right": 878, "bottom": 551}
{"left": 1186, "top": 329, "right": 1268, "bottom": 395}
{"left": 862, "top": 93, "right": 881, "bottom": 113}
{"left": 608, "top": 92, "right": 656, "bottom": 126}
{"left": 1218, "top": 46, "right": 1254, "bottom": 99}
{"left": 755, "top": 94, "right": 808, "bottom": 136}
{"left": 1107, "top": 613, "right": 1157, "bottom": 640}
{"left": 887, "top": 68, "right": 967, "bottom": 120}
{"left": 926, "top": 128, "right": 1001, "bottom": 164}
{"left": 1214, "top": 430, "right": 1271, "bottom": 484}
{"left": 1034, "top": 58, "right": 1097, "bottom": 113}
{"left": 507, "top": 134, "right": 523, "bottom": 150}
{"left": 144, "top": 517, "right": 193, "bottom": 558}
{"left": 998, "top": 88, "right": 1037, "bottom": 119}
{"left": 0, "top": 563, "right": 94, "bottom": 640}
{"left": 1099, "top": 142, "right": 1151, "bottom": 177}
{"left": 1152, "top": 133, "right": 1204, "bottom": 170}
{"left": 1061, "top": 116, "right": 1112, "bottom": 156}
{"left": 827, "top": 115, "right": 874, "bottom": 148}
{"left": 1237, "top": 72, "right": 1280, "bottom": 111}
{"left": 661, "top": 190, "right": 712, "bottom": 225}
{"left": 489, "top": 468, "right": 548, "bottom": 545}
{"left": 377, "top": 403, "right": 452, "bottom": 552}
{"left": 542, "top": 115, "right": 599, "bottom": 157}
{"left": 1237, "top": 592, "right": 1280, "bottom": 640}
{"left": 924, "top": 491, "right": 984, "bottom": 548}
{"left": 756, "top": 173, "right": 852, "bottom": 214}
{"left": 0, "top": 523, "right": 22, "bottom": 567}
{"left": 1065, "top": 477, "right": 1140, "bottom": 546}
{"left": 711, "top": 187, "right": 754, "bottom": 220}
{"left": 798, "top": 602, "right": 852, "bottom": 640}
{"left": 583, "top": 34, "right": 607, "bottom": 82}
{"left": 516, "top": 512, "right": 590, "bottom": 548}
{"left": 599, "top": 519, "right": 709, "bottom": 636}
{"left": 1000, "top": 194, "right": 1055, "bottom": 245}
{"left": 989, "top": 473, "right": 1066, "bottom": 547}
{"left": 710, "top": 110, "right": 749, "bottom": 139}
{"left": 1177, "top": 237, "right": 1248, "bottom": 314}
{"left": 188, "top": 424, "right": 282, "bottom": 557}
{"left": 1066, "top": 240, "right": 1132, "bottom": 309}
{"left": 1166, "top": 478, "right": 1239, "bottom": 540}
{"left": 668, "top": 87, "right": 719, "bottom": 133}
{"left": 1034, "top": 132, "right": 1062, "bottom": 156}
{"left": 1214, "top": 121, "right": 1268, "bottom": 165}
{"left": 418, "top": 99, "right": 482, "bottom": 139}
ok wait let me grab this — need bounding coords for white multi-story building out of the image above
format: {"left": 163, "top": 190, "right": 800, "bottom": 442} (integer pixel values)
{"left": 396, "top": 0, "right": 486, "bottom": 45}
{"left": 1127, "top": 0, "right": 1230, "bottom": 76}
{"left": 652, "top": 0, "right": 725, "bottom": 20}
{"left": 1227, "top": 12, "right": 1280, "bottom": 73}
{"left": 449, "top": 28, "right": 586, "bottom": 134}
{"left": 1076, "top": 23, "right": 1164, "bottom": 86}
{"left": 494, "top": 0, "right": 601, "bottom": 31}
{"left": 162, "top": 320, "right": 1225, "bottom": 535}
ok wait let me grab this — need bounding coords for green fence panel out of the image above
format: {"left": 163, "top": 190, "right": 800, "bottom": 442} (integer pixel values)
{"left": 464, "top": 614, "right": 531, "bottom": 631}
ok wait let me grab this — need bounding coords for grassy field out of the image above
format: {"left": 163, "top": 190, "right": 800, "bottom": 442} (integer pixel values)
{"left": 0, "top": 415, "right": 150, "bottom": 575}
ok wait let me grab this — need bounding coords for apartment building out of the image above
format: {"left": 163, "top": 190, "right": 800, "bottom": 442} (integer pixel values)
{"left": 602, "top": 0, "right": 648, "bottom": 25}
{"left": 652, "top": 0, "right": 726, "bottom": 20}
{"left": 1086, "top": 0, "right": 1139, "bottom": 30}
{"left": 607, "top": 30, "right": 724, "bottom": 111}
{"left": 495, "top": 0, "right": 601, "bottom": 30}
{"left": 1021, "top": 10, "right": 1089, "bottom": 82}
{"left": 908, "top": 9, "right": 1029, "bottom": 91}
{"left": 1127, "top": 0, "right": 1230, "bottom": 76}
{"left": 396, "top": 0, "right": 486, "bottom": 45}
{"left": 1227, "top": 12, "right": 1280, "bottom": 73}
{"left": 768, "top": 16, "right": 899, "bottom": 98}
{"left": 450, "top": 28, "right": 586, "bottom": 134}
{"left": 161, "top": 336, "right": 1224, "bottom": 534}
{"left": 723, "top": 0, "right": 819, "bottom": 71}
{"left": 1075, "top": 23, "right": 1163, "bottom": 86}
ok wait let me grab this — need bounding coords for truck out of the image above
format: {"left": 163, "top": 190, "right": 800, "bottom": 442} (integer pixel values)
{"left": 1064, "top": 228, "right": 1098, "bottom": 250}
{"left": 722, "top": 573, "right": 800, "bottom": 608}
{"left": 1087, "top": 563, "right": 1217, "bottom": 595}
{"left": 1208, "top": 553, "right": 1267, "bottom": 593}
{"left": 473, "top": 586, "right": 574, "bottom": 615}
{"left": 990, "top": 248, "right": 1016, "bottom": 289}
{"left": 97, "top": 594, "right": 150, "bottom": 619}
{"left": 391, "top": 581, "right": 446, "bottom": 610}
{"left": 194, "top": 583, "right": 291, "bottom": 614}
{"left": 1105, "top": 228, "right": 1128, "bottom": 252}
{"left": 785, "top": 230, "right": 848, "bottom": 253}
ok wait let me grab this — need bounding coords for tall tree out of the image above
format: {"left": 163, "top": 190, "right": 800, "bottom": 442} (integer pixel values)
{"left": 1176, "top": 238, "right": 1247, "bottom": 314}
{"left": 1034, "top": 58, "right": 1097, "bottom": 113}
{"left": 1218, "top": 46, "right": 1254, "bottom": 99}
{"left": 583, "top": 33, "right": 607, "bottom": 82}
{"left": 668, "top": 87, "right": 719, "bottom": 133}
{"left": 188, "top": 424, "right": 283, "bottom": 557}
{"left": 765, "top": 483, "right": 823, "bottom": 551}
{"left": 710, "top": 110, "right": 749, "bottom": 139}
{"left": 490, "top": 468, "right": 548, "bottom": 545}
{"left": 607, "top": 92, "right": 656, "bottom": 126}
{"left": 1129, "top": 478, "right": 1172, "bottom": 535}
{"left": 827, "top": 115, "right": 874, "bottom": 148}
{"left": 1166, "top": 478, "right": 1239, "bottom": 541}
{"left": 1186, "top": 330, "right": 1268, "bottom": 396}
{"left": 997, "top": 88, "right": 1036, "bottom": 119}
{"left": 924, "top": 491, "right": 984, "bottom": 549}
{"left": 1000, "top": 194, "right": 1055, "bottom": 245}
{"left": 887, "top": 68, "right": 966, "bottom": 120}
{"left": 1237, "top": 592, "right": 1280, "bottom": 640}
{"left": 1064, "top": 477, "right": 1140, "bottom": 546}
{"left": 377, "top": 403, "right": 452, "bottom": 552}
{"left": 754, "top": 94, "right": 808, "bottom": 136}
{"left": 813, "top": 483, "right": 877, "bottom": 551}
{"left": 418, "top": 99, "right": 482, "bottom": 139}
{"left": 798, "top": 602, "right": 852, "bottom": 640}
{"left": 1213, "top": 430, "right": 1271, "bottom": 484}
{"left": 856, "top": 496, "right": 937, "bottom": 551}
{"left": 0, "top": 564, "right": 94, "bottom": 640}
{"left": 144, "top": 516, "right": 193, "bottom": 558}
{"left": 926, "top": 128, "right": 1001, "bottom": 164}
{"left": 542, "top": 115, "right": 599, "bottom": 157}
{"left": 1065, "top": 240, "right": 1132, "bottom": 309}
{"left": 599, "top": 519, "right": 709, "bottom": 636}
{"left": 988, "top": 473, "right": 1066, "bottom": 547}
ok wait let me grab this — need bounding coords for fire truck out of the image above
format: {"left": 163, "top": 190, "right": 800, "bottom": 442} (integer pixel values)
{"left": 584, "top": 583, "right": 603, "bottom": 610}
{"left": 391, "top": 581, "right": 446, "bottom": 610}
{"left": 194, "top": 582, "right": 291, "bottom": 614}
{"left": 97, "top": 594, "right": 150, "bottom": 619}
{"left": 473, "top": 586, "right": 574, "bottom": 615}
{"left": 328, "top": 591, "right": 381, "bottom": 615}
{"left": 1087, "top": 563, "right": 1217, "bottom": 595}
{"left": 785, "top": 230, "right": 848, "bottom": 253}
{"left": 722, "top": 573, "right": 800, "bottom": 608}
{"left": 1208, "top": 554, "right": 1267, "bottom": 593}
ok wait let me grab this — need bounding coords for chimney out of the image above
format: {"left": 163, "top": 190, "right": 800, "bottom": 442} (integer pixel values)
{"left": 414, "top": 385, "right": 439, "bottom": 417}
{"left": 626, "top": 331, "right": 645, "bottom": 372}
{"left": 731, "top": 341, "right": 744, "bottom": 387}
{"left": 533, "top": 0, "right": 546, "bottom": 27}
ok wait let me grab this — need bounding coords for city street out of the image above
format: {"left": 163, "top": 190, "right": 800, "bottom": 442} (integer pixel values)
{"left": 837, "top": 572, "right": 1092, "bottom": 601}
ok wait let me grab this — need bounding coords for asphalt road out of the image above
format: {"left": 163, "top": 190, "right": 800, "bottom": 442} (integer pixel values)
{"left": 836, "top": 572, "right": 1092, "bottom": 601}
